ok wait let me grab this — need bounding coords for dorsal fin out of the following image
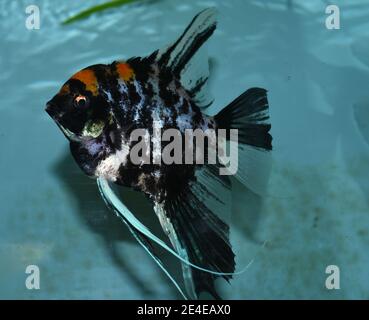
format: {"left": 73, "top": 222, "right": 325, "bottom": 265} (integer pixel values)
{"left": 155, "top": 8, "right": 217, "bottom": 109}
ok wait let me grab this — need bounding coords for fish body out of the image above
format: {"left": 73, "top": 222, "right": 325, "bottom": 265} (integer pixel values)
{"left": 46, "top": 8, "right": 272, "bottom": 299}
{"left": 48, "top": 57, "right": 215, "bottom": 202}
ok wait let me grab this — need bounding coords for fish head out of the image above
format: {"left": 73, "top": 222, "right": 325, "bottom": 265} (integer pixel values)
{"left": 45, "top": 67, "right": 111, "bottom": 143}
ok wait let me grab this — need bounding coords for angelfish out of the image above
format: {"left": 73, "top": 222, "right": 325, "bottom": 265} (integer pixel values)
{"left": 45, "top": 8, "right": 272, "bottom": 299}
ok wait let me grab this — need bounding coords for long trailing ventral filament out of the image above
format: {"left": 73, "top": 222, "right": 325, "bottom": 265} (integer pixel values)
{"left": 97, "top": 177, "right": 189, "bottom": 299}
{"left": 97, "top": 177, "right": 253, "bottom": 276}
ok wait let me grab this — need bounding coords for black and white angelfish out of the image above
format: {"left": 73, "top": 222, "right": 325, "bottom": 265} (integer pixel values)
{"left": 45, "top": 8, "right": 272, "bottom": 299}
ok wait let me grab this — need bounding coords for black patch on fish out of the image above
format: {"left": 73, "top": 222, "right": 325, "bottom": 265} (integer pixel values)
{"left": 127, "top": 82, "right": 142, "bottom": 109}
{"left": 158, "top": 73, "right": 179, "bottom": 107}
{"left": 117, "top": 163, "right": 140, "bottom": 189}
{"left": 191, "top": 111, "right": 202, "bottom": 126}
{"left": 127, "top": 56, "right": 152, "bottom": 83}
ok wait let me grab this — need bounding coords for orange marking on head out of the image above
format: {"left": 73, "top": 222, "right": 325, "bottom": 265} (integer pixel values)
{"left": 59, "top": 84, "right": 70, "bottom": 95}
{"left": 116, "top": 63, "right": 134, "bottom": 82}
{"left": 71, "top": 69, "right": 98, "bottom": 95}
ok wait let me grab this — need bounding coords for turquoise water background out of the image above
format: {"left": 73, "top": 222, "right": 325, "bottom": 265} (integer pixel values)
{"left": 1, "top": 0, "right": 369, "bottom": 299}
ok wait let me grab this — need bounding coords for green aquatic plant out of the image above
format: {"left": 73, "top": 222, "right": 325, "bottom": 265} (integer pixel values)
{"left": 62, "top": 0, "right": 143, "bottom": 25}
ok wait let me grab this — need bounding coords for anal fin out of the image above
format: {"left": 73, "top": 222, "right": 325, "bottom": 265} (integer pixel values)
{"left": 154, "top": 164, "right": 235, "bottom": 299}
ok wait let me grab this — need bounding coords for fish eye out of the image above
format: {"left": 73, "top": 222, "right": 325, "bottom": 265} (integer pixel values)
{"left": 74, "top": 95, "right": 88, "bottom": 108}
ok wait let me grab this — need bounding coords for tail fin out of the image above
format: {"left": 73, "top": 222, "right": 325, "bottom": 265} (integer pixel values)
{"left": 155, "top": 8, "right": 217, "bottom": 109}
{"left": 215, "top": 88, "right": 272, "bottom": 150}
{"left": 215, "top": 88, "right": 273, "bottom": 195}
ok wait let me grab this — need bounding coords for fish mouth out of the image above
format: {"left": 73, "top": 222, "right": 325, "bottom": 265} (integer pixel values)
{"left": 55, "top": 121, "right": 87, "bottom": 143}
{"left": 45, "top": 102, "right": 88, "bottom": 143}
